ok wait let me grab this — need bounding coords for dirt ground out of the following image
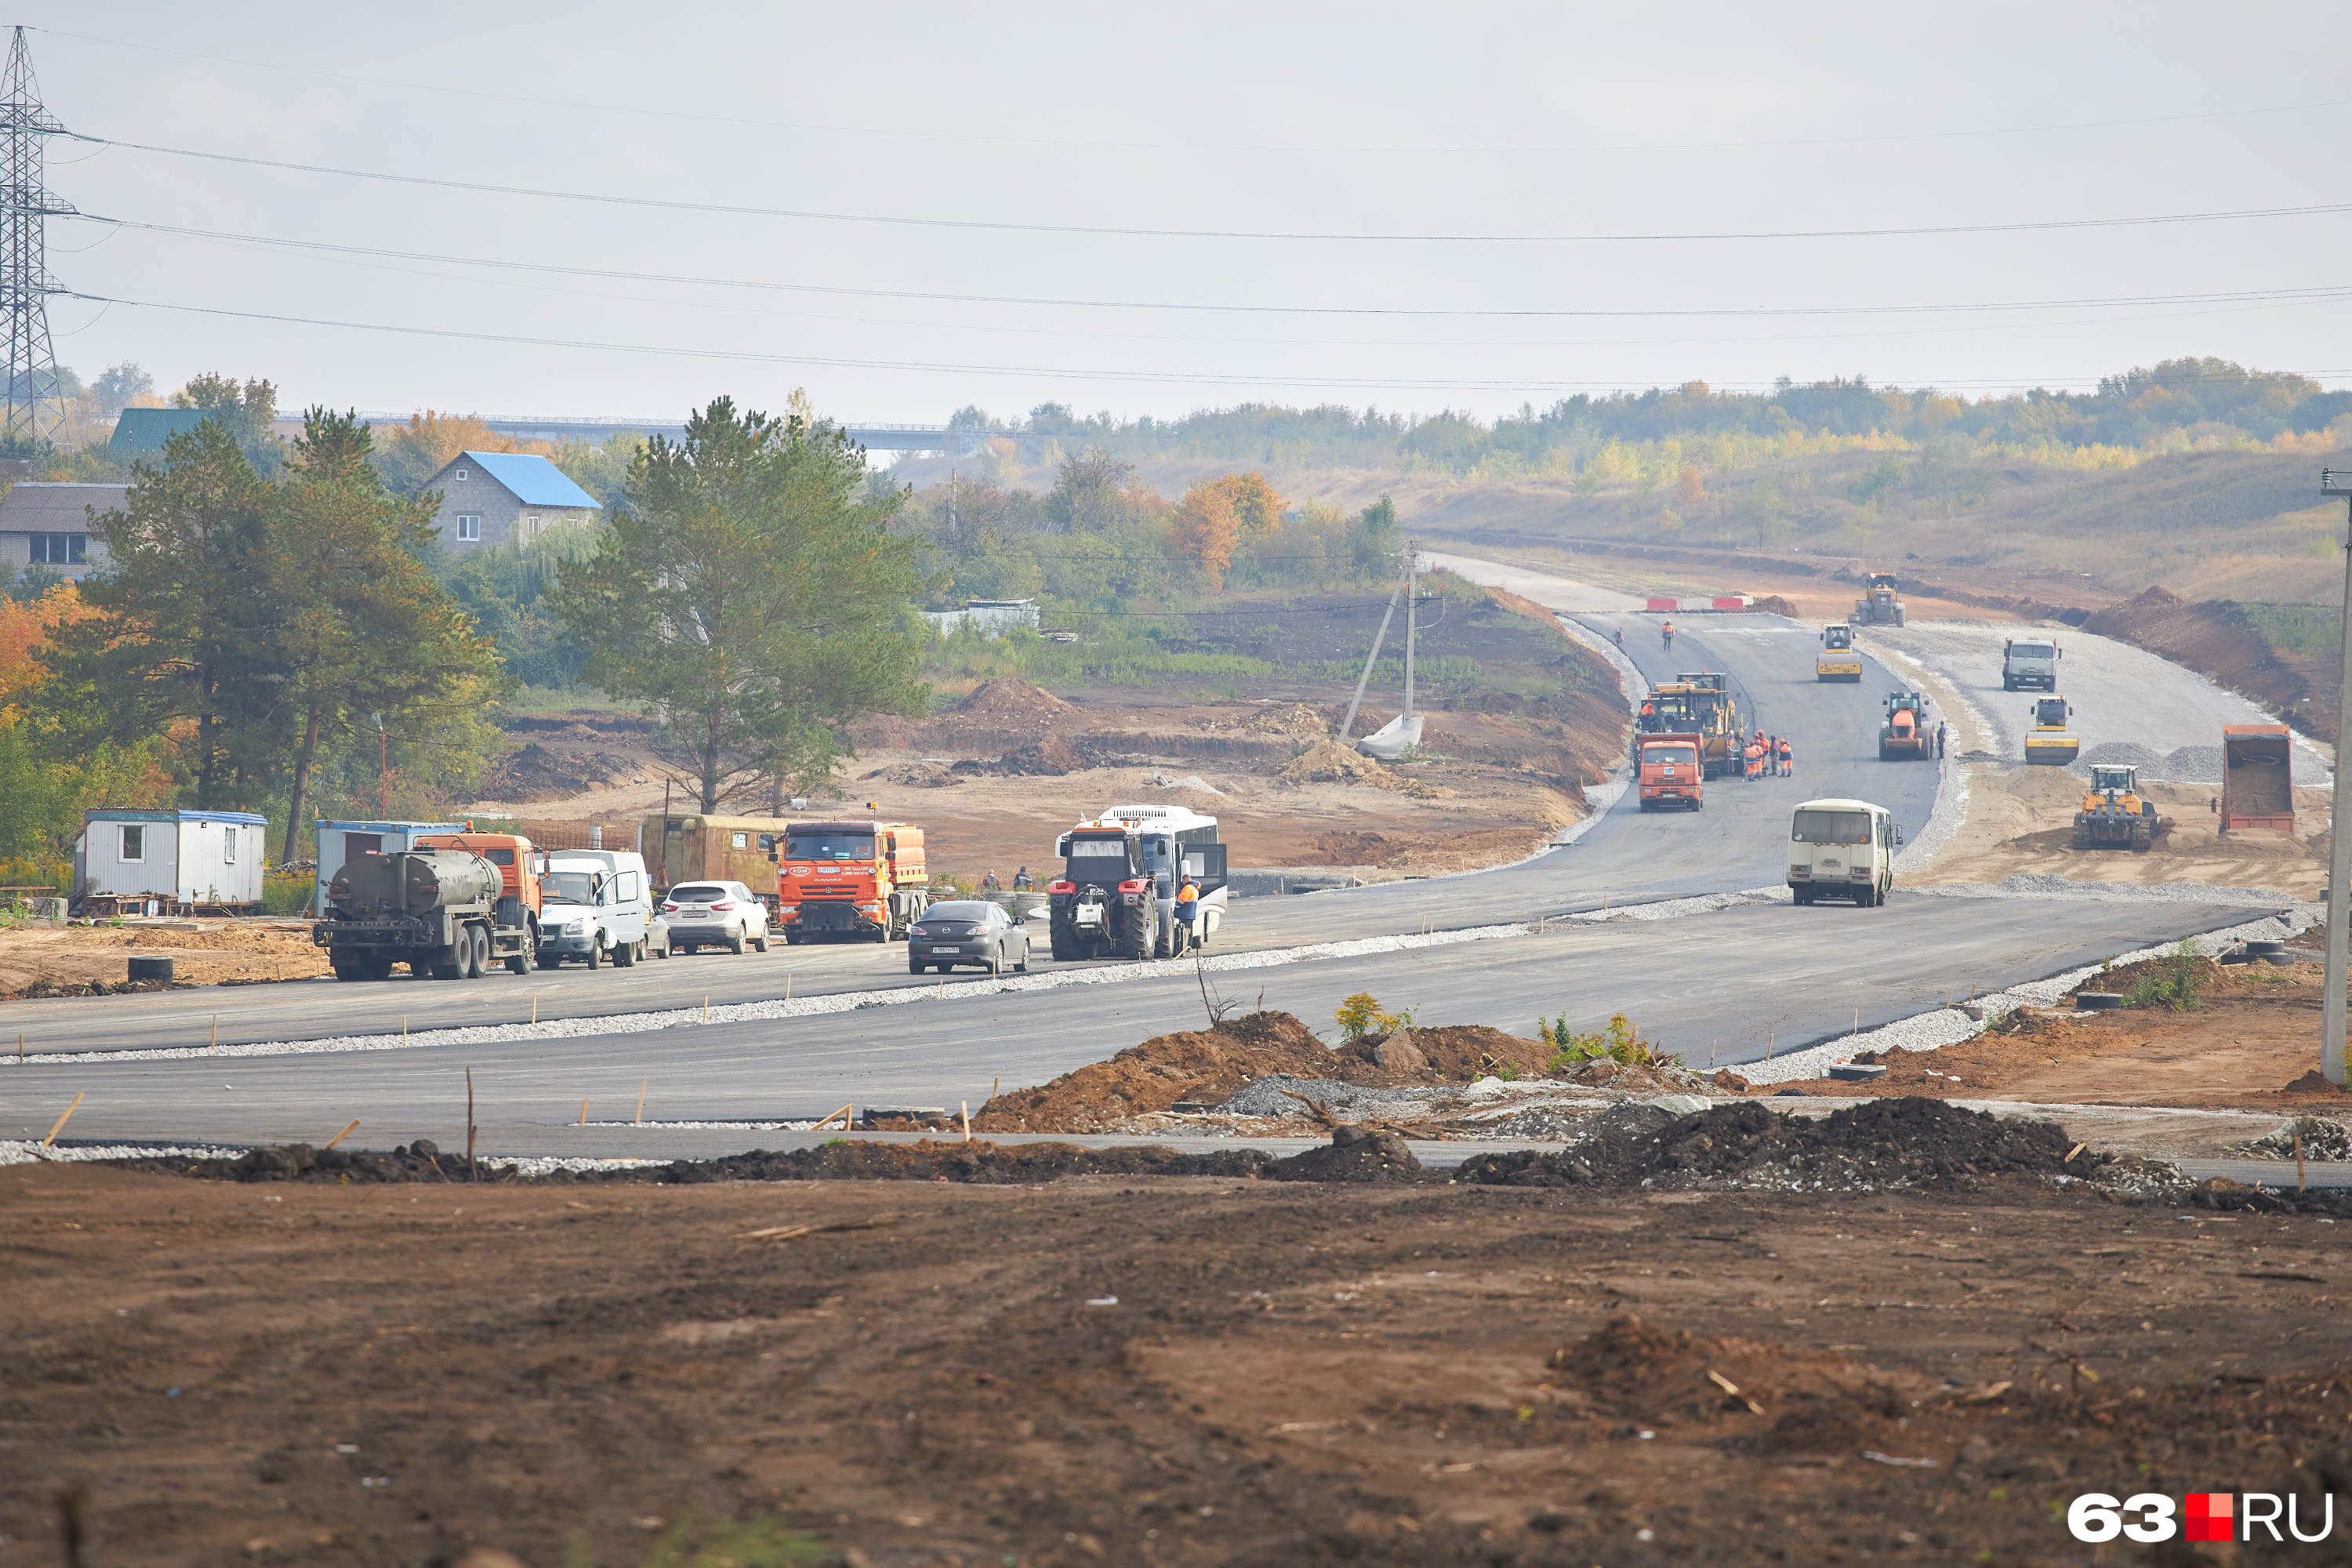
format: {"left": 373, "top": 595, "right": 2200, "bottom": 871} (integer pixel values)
{"left": 0, "top": 920, "right": 331, "bottom": 998}
{"left": 1906, "top": 764, "right": 2331, "bottom": 896}
{"left": 8, "top": 1160, "right": 2350, "bottom": 1566}
{"left": 1769, "top": 948, "right": 2352, "bottom": 1116}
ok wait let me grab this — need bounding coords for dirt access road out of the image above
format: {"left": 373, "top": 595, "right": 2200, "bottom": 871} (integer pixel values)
{"left": 8, "top": 1162, "right": 2348, "bottom": 1566}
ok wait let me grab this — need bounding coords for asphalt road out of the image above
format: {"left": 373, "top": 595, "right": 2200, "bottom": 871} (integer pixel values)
{"left": 3, "top": 605, "right": 1940, "bottom": 1057}
{"left": 6, "top": 891, "right": 2263, "bottom": 1156}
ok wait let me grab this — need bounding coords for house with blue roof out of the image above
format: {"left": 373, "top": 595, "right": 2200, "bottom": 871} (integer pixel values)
{"left": 423, "top": 450, "right": 602, "bottom": 552}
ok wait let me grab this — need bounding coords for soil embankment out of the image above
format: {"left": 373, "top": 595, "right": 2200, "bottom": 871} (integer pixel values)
{"left": 2083, "top": 585, "right": 2336, "bottom": 742}
{"left": 8, "top": 1155, "right": 2345, "bottom": 1565}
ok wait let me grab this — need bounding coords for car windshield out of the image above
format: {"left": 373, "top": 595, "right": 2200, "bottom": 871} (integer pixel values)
{"left": 2013, "top": 643, "right": 2054, "bottom": 658}
{"left": 924, "top": 902, "right": 994, "bottom": 920}
{"left": 671, "top": 884, "right": 725, "bottom": 901}
{"left": 1647, "top": 746, "right": 1698, "bottom": 765}
{"left": 543, "top": 871, "right": 600, "bottom": 903}
{"left": 1065, "top": 838, "right": 1131, "bottom": 869}
{"left": 1791, "top": 810, "right": 1871, "bottom": 845}
{"left": 786, "top": 830, "right": 876, "bottom": 861}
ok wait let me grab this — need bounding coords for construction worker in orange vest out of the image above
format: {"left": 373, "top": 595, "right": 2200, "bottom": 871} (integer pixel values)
{"left": 1778, "top": 737, "right": 1793, "bottom": 776}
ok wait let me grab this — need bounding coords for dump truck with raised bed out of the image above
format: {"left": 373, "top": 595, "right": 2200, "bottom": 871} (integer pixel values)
{"left": 314, "top": 848, "right": 532, "bottom": 980}
{"left": 1637, "top": 733, "right": 1704, "bottom": 811}
{"left": 776, "top": 819, "right": 930, "bottom": 943}
{"left": 1852, "top": 572, "right": 1905, "bottom": 627}
{"left": 1816, "top": 623, "right": 1862, "bottom": 682}
{"left": 2071, "top": 764, "right": 2158, "bottom": 851}
{"left": 1878, "top": 691, "right": 1933, "bottom": 760}
{"left": 1635, "top": 672, "right": 1745, "bottom": 779}
{"left": 2219, "top": 724, "right": 2296, "bottom": 833}
{"left": 2002, "top": 637, "right": 2061, "bottom": 691}
{"left": 2023, "top": 696, "right": 2079, "bottom": 764}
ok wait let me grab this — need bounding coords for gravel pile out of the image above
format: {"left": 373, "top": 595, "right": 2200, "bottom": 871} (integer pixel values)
{"left": 2232, "top": 1117, "right": 2352, "bottom": 1163}
{"left": 2062, "top": 742, "right": 2230, "bottom": 783}
{"left": 1454, "top": 1096, "right": 2079, "bottom": 1192}
{"left": 1214, "top": 1076, "right": 1456, "bottom": 1119}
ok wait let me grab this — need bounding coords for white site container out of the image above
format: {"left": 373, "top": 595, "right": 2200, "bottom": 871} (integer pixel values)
{"left": 79, "top": 809, "right": 270, "bottom": 910}
{"left": 313, "top": 820, "right": 469, "bottom": 913}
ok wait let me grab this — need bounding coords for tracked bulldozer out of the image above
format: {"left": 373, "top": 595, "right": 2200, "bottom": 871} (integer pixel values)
{"left": 2024, "top": 695, "right": 2080, "bottom": 764}
{"left": 2072, "top": 764, "right": 2157, "bottom": 851}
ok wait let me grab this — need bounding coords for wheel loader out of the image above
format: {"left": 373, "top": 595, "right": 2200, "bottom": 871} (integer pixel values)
{"left": 2023, "top": 696, "right": 2080, "bottom": 764}
{"left": 1878, "top": 691, "right": 1933, "bottom": 760}
{"left": 2071, "top": 764, "right": 2157, "bottom": 852}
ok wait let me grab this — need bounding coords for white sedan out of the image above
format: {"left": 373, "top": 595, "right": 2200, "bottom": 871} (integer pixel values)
{"left": 659, "top": 881, "right": 771, "bottom": 955}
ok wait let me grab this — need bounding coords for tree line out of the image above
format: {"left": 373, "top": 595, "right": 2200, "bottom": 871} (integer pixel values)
{"left": 0, "top": 398, "right": 930, "bottom": 866}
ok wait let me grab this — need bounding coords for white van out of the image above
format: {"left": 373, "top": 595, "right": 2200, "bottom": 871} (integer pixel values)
{"left": 536, "top": 850, "right": 655, "bottom": 967}
{"left": 1786, "top": 798, "right": 1904, "bottom": 907}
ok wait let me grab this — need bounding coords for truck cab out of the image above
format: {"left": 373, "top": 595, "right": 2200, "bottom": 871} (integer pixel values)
{"left": 1816, "top": 623, "right": 1862, "bottom": 682}
{"left": 2002, "top": 637, "right": 2061, "bottom": 691}
{"left": 776, "top": 820, "right": 930, "bottom": 942}
{"left": 1636, "top": 733, "right": 1704, "bottom": 811}
{"left": 414, "top": 832, "right": 542, "bottom": 939}
{"left": 1786, "top": 798, "right": 1903, "bottom": 906}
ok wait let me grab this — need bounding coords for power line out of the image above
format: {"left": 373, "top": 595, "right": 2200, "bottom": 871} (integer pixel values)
{"left": 57, "top": 289, "right": 2352, "bottom": 398}
{"left": 32, "top": 25, "right": 2352, "bottom": 158}
{"left": 67, "top": 132, "right": 2352, "bottom": 245}
{"left": 67, "top": 213, "right": 2352, "bottom": 323}
{"left": 0, "top": 26, "right": 70, "bottom": 449}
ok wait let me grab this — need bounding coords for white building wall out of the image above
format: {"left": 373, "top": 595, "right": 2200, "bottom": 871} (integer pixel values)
{"left": 174, "top": 817, "right": 267, "bottom": 906}
{"left": 80, "top": 817, "right": 180, "bottom": 901}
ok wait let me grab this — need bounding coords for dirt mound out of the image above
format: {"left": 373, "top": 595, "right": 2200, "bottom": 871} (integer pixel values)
{"left": 1456, "top": 1096, "right": 2078, "bottom": 1191}
{"left": 955, "top": 678, "right": 1073, "bottom": 725}
{"left": 851, "top": 714, "right": 922, "bottom": 750}
{"left": 1242, "top": 703, "right": 1327, "bottom": 739}
{"left": 481, "top": 742, "right": 630, "bottom": 804}
{"left": 1749, "top": 594, "right": 1799, "bottom": 617}
{"left": 974, "top": 1011, "right": 1342, "bottom": 1133}
{"left": 1279, "top": 738, "right": 1399, "bottom": 789}
{"left": 1262, "top": 1124, "right": 1428, "bottom": 1183}
{"left": 2275, "top": 1069, "right": 2352, "bottom": 1099}
{"left": 862, "top": 762, "right": 964, "bottom": 788}
{"left": 1333, "top": 1024, "right": 1554, "bottom": 1081}
{"left": 5, "top": 975, "right": 176, "bottom": 1000}
{"left": 114, "top": 1132, "right": 1452, "bottom": 1187}
{"left": 1548, "top": 1316, "right": 1915, "bottom": 1444}
{"left": 955, "top": 734, "right": 1086, "bottom": 776}
{"left": 2083, "top": 585, "right": 2331, "bottom": 742}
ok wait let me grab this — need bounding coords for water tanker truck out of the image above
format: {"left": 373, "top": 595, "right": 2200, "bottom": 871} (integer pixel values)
{"left": 313, "top": 848, "right": 533, "bottom": 980}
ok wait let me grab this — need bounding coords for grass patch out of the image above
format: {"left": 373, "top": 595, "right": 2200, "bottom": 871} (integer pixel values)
{"left": 2236, "top": 601, "right": 2340, "bottom": 661}
{"left": 1539, "top": 1012, "right": 1680, "bottom": 1072}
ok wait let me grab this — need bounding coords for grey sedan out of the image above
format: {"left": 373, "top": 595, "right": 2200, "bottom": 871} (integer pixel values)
{"left": 908, "top": 901, "right": 1029, "bottom": 975}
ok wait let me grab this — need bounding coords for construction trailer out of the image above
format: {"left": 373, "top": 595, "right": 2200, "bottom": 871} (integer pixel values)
{"left": 2219, "top": 724, "right": 2296, "bottom": 833}
{"left": 312, "top": 819, "right": 467, "bottom": 914}
{"left": 644, "top": 812, "right": 797, "bottom": 908}
{"left": 76, "top": 809, "right": 269, "bottom": 913}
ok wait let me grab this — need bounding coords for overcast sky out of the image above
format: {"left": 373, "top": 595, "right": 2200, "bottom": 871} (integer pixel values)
{"left": 28, "top": 2, "right": 2352, "bottom": 426}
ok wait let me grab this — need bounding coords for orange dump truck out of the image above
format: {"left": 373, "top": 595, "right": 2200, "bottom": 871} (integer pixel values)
{"left": 1637, "top": 733, "right": 1704, "bottom": 812}
{"left": 776, "top": 819, "right": 931, "bottom": 943}
{"left": 2219, "top": 724, "right": 2296, "bottom": 833}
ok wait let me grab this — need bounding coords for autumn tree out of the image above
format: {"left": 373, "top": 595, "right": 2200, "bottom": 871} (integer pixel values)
{"left": 173, "top": 372, "right": 284, "bottom": 473}
{"left": 49, "top": 421, "right": 282, "bottom": 807}
{"left": 551, "top": 397, "right": 926, "bottom": 811}
{"left": 268, "top": 408, "right": 503, "bottom": 860}
{"left": 1169, "top": 477, "right": 1243, "bottom": 590}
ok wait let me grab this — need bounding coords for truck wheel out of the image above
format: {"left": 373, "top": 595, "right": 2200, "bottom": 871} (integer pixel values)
{"left": 1792, "top": 886, "right": 1813, "bottom": 906}
{"left": 469, "top": 927, "right": 491, "bottom": 978}
{"left": 364, "top": 956, "right": 395, "bottom": 982}
{"left": 585, "top": 940, "right": 602, "bottom": 971}
{"left": 536, "top": 953, "right": 561, "bottom": 971}
{"left": 506, "top": 950, "right": 528, "bottom": 976}
{"left": 331, "top": 961, "right": 361, "bottom": 981}
{"left": 784, "top": 933, "right": 802, "bottom": 946}
{"left": 613, "top": 939, "right": 635, "bottom": 967}
{"left": 430, "top": 948, "right": 464, "bottom": 981}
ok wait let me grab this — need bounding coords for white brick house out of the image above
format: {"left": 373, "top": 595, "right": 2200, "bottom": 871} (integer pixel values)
{"left": 424, "top": 451, "right": 601, "bottom": 552}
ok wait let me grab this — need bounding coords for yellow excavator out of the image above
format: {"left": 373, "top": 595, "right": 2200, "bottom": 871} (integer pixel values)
{"left": 2024, "top": 695, "right": 2080, "bottom": 765}
{"left": 2072, "top": 764, "right": 2157, "bottom": 851}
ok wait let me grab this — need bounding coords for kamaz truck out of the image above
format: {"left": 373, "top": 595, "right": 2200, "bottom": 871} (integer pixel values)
{"left": 1635, "top": 672, "right": 1745, "bottom": 779}
{"left": 2002, "top": 637, "right": 2061, "bottom": 691}
{"left": 776, "top": 819, "right": 930, "bottom": 943}
{"left": 313, "top": 848, "right": 532, "bottom": 980}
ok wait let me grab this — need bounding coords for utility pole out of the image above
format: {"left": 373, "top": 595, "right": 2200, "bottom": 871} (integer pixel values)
{"left": 374, "top": 713, "right": 389, "bottom": 820}
{"left": 2321, "top": 467, "right": 2352, "bottom": 1085}
{"left": 0, "top": 27, "right": 71, "bottom": 454}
